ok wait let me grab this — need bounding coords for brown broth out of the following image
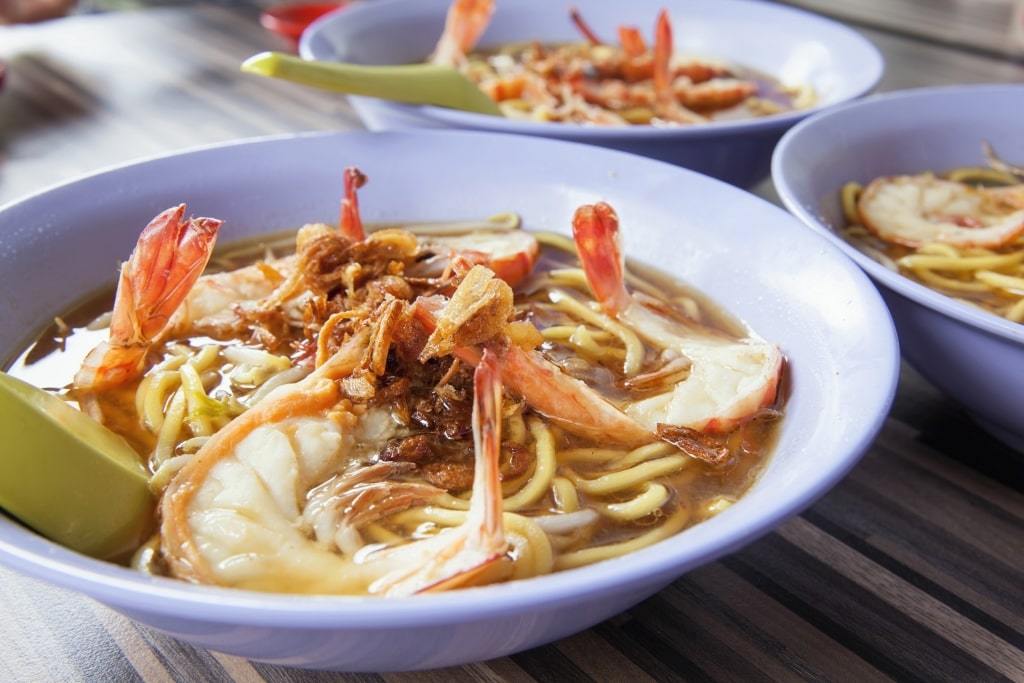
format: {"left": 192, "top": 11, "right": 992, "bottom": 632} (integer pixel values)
{"left": 7, "top": 225, "right": 783, "bottom": 580}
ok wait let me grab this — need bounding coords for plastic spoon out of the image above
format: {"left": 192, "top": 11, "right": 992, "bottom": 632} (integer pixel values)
{"left": 0, "top": 372, "right": 155, "bottom": 559}
{"left": 241, "top": 51, "right": 503, "bottom": 117}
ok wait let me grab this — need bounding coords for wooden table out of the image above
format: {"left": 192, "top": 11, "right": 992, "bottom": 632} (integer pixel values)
{"left": 1, "top": 4, "right": 1023, "bottom": 681}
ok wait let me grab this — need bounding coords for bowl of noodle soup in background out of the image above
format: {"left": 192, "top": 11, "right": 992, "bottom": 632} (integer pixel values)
{"left": 0, "top": 130, "right": 897, "bottom": 671}
{"left": 297, "top": 0, "right": 884, "bottom": 189}
{"left": 772, "top": 83, "right": 1024, "bottom": 454}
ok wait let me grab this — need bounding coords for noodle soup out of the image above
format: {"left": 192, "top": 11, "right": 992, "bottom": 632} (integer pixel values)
{"left": 8, "top": 209, "right": 785, "bottom": 595}
{"left": 429, "top": 1, "right": 815, "bottom": 127}
{"left": 461, "top": 40, "right": 814, "bottom": 126}
{"left": 840, "top": 163, "right": 1024, "bottom": 324}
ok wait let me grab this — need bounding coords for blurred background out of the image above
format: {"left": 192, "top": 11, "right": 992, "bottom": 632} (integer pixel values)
{"left": 71, "top": 0, "right": 1024, "bottom": 60}
{"left": 778, "top": 0, "right": 1024, "bottom": 58}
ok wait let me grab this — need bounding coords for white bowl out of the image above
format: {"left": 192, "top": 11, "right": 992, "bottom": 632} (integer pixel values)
{"left": 772, "top": 83, "right": 1024, "bottom": 453}
{"left": 298, "top": 0, "right": 883, "bottom": 188}
{"left": 0, "top": 130, "right": 897, "bottom": 671}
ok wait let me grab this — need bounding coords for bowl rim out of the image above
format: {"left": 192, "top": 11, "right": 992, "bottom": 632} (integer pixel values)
{"left": 0, "top": 128, "right": 899, "bottom": 628}
{"left": 772, "top": 82, "right": 1024, "bottom": 347}
{"left": 298, "top": 0, "right": 885, "bottom": 138}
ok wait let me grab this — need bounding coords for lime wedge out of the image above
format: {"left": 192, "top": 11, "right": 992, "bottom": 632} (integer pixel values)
{"left": 0, "top": 372, "right": 155, "bottom": 560}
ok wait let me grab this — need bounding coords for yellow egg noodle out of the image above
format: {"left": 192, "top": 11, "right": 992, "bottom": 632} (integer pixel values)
{"left": 19, "top": 187, "right": 784, "bottom": 596}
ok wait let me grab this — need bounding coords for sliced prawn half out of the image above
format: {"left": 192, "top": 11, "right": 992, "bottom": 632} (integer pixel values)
{"left": 857, "top": 174, "right": 1024, "bottom": 249}
{"left": 572, "top": 202, "right": 784, "bottom": 435}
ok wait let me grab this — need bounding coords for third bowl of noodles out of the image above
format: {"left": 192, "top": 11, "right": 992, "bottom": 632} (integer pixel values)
{"left": 773, "top": 83, "right": 1024, "bottom": 453}
{"left": 297, "top": 0, "right": 884, "bottom": 188}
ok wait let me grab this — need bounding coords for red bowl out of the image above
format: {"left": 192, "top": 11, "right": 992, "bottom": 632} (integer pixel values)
{"left": 260, "top": 2, "right": 351, "bottom": 49}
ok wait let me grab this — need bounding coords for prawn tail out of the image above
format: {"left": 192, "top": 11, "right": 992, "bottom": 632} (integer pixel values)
{"left": 571, "top": 202, "right": 632, "bottom": 315}
{"left": 429, "top": 0, "right": 495, "bottom": 66}
{"left": 653, "top": 9, "right": 673, "bottom": 104}
{"left": 569, "top": 6, "right": 604, "bottom": 45}
{"left": 340, "top": 166, "right": 367, "bottom": 241}
{"left": 74, "top": 204, "right": 222, "bottom": 391}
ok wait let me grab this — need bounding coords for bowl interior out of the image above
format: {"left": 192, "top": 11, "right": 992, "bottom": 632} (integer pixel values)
{"left": 772, "top": 83, "right": 1024, "bottom": 341}
{"left": 0, "top": 130, "right": 898, "bottom": 668}
{"left": 300, "top": 0, "right": 884, "bottom": 137}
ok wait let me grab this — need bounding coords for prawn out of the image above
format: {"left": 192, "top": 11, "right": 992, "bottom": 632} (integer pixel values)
{"left": 172, "top": 168, "right": 539, "bottom": 342}
{"left": 74, "top": 204, "right": 221, "bottom": 391}
{"left": 413, "top": 267, "right": 657, "bottom": 447}
{"left": 338, "top": 165, "right": 540, "bottom": 288}
{"left": 651, "top": 10, "right": 706, "bottom": 124}
{"left": 429, "top": 0, "right": 494, "bottom": 67}
{"left": 568, "top": 7, "right": 654, "bottom": 82}
{"left": 857, "top": 174, "right": 1024, "bottom": 249}
{"left": 160, "top": 323, "right": 514, "bottom": 596}
{"left": 340, "top": 166, "right": 368, "bottom": 241}
{"left": 166, "top": 166, "right": 370, "bottom": 343}
{"left": 569, "top": 6, "right": 603, "bottom": 46}
{"left": 570, "top": 8, "right": 708, "bottom": 124}
{"left": 572, "top": 202, "right": 783, "bottom": 435}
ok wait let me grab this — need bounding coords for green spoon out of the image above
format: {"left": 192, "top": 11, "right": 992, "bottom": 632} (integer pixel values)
{"left": 0, "top": 372, "right": 155, "bottom": 560}
{"left": 241, "top": 51, "right": 503, "bottom": 117}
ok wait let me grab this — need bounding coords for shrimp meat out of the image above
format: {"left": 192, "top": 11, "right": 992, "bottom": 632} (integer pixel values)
{"left": 572, "top": 202, "right": 783, "bottom": 436}
{"left": 858, "top": 174, "right": 1024, "bottom": 248}
{"left": 159, "top": 308, "right": 513, "bottom": 595}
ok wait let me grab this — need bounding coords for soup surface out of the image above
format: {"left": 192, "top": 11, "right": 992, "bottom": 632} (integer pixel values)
{"left": 9, "top": 204, "right": 785, "bottom": 596}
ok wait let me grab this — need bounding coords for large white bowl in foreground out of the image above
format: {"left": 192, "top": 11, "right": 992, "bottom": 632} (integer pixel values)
{"left": 299, "top": 0, "right": 883, "bottom": 188}
{"left": 772, "top": 83, "right": 1024, "bottom": 454}
{"left": 0, "top": 130, "right": 897, "bottom": 671}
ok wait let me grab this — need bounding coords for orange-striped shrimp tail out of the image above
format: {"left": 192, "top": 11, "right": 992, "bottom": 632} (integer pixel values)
{"left": 115, "top": 204, "right": 221, "bottom": 344}
{"left": 390, "top": 345, "right": 512, "bottom": 595}
{"left": 618, "top": 25, "right": 647, "bottom": 58}
{"left": 74, "top": 204, "right": 221, "bottom": 391}
{"left": 653, "top": 9, "right": 673, "bottom": 105}
{"left": 429, "top": 0, "right": 495, "bottom": 66}
{"left": 470, "top": 348, "right": 503, "bottom": 546}
{"left": 340, "top": 166, "right": 367, "bottom": 241}
{"left": 571, "top": 202, "right": 632, "bottom": 315}
{"left": 569, "top": 6, "right": 603, "bottom": 45}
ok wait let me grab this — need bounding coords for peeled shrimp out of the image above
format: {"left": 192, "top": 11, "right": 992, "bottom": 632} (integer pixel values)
{"left": 412, "top": 266, "right": 656, "bottom": 447}
{"left": 858, "top": 174, "right": 1024, "bottom": 248}
{"left": 177, "top": 167, "right": 368, "bottom": 341}
{"left": 572, "top": 202, "right": 783, "bottom": 435}
{"left": 160, "top": 326, "right": 514, "bottom": 596}
{"left": 173, "top": 168, "right": 539, "bottom": 341}
{"left": 74, "top": 204, "right": 221, "bottom": 391}
{"left": 342, "top": 166, "right": 541, "bottom": 288}
{"left": 418, "top": 229, "right": 540, "bottom": 288}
